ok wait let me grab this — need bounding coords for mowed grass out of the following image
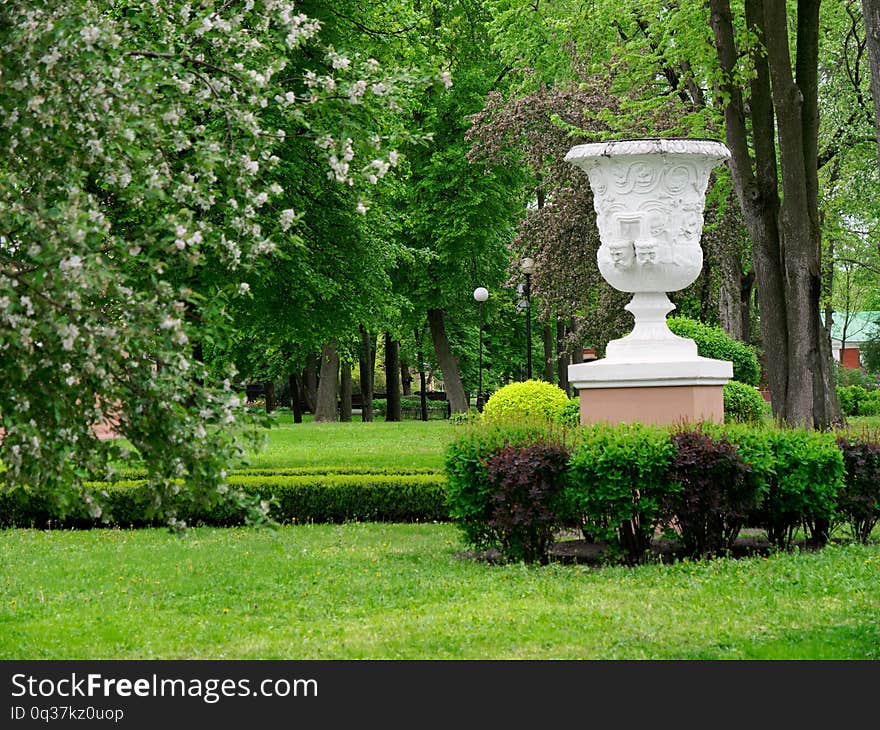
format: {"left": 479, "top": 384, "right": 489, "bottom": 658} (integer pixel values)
{"left": 2, "top": 524, "right": 879, "bottom": 660}
{"left": 241, "top": 413, "right": 456, "bottom": 471}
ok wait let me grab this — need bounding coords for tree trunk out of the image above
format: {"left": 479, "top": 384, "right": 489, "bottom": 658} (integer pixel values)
{"left": 314, "top": 343, "right": 339, "bottom": 422}
{"left": 762, "top": 0, "right": 838, "bottom": 427}
{"left": 301, "top": 354, "right": 318, "bottom": 414}
{"left": 289, "top": 373, "right": 302, "bottom": 423}
{"left": 862, "top": 0, "right": 880, "bottom": 169}
{"left": 264, "top": 380, "right": 275, "bottom": 414}
{"left": 718, "top": 266, "right": 743, "bottom": 341}
{"left": 427, "top": 308, "right": 468, "bottom": 413}
{"left": 340, "top": 361, "right": 352, "bottom": 422}
{"left": 417, "top": 332, "right": 429, "bottom": 421}
{"left": 740, "top": 271, "right": 755, "bottom": 344}
{"left": 358, "top": 325, "right": 374, "bottom": 422}
{"left": 710, "top": 0, "right": 788, "bottom": 417}
{"left": 384, "top": 332, "right": 402, "bottom": 422}
{"left": 400, "top": 359, "right": 412, "bottom": 396}
{"left": 542, "top": 320, "right": 555, "bottom": 382}
{"left": 556, "top": 318, "right": 569, "bottom": 394}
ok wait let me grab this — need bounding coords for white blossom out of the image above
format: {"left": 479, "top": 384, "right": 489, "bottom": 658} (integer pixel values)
{"left": 279, "top": 208, "right": 297, "bottom": 231}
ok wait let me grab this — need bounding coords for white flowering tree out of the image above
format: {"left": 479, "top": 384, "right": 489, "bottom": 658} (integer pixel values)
{"left": 0, "top": 0, "right": 440, "bottom": 524}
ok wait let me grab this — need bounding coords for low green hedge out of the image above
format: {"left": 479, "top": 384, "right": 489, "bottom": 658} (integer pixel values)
{"left": 667, "top": 316, "right": 761, "bottom": 386}
{"left": 723, "top": 381, "right": 767, "bottom": 423}
{"left": 372, "top": 398, "right": 449, "bottom": 419}
{"left": 445, "top": 421, "right": 868, "bottom": 564}
{"left": 0, "top": 471, "right": 449, "bottom": 528}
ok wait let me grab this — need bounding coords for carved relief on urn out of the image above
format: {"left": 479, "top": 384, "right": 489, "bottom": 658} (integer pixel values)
{"left": 566, "top": 139, "right": 729, "bottom": 294}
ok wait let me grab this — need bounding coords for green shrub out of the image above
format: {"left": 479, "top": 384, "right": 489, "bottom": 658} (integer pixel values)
{"left": 753, "top": 428, "right": 844, "bottom": 548}
{"left": 443, "top": 421, "right": 567, "bottom": 550}
{"left": 483, "top": 441, "right": 571, "bottom": 564}
{"left": 667, "top": 316, "right": 761, "bottom": 386}
{"left": 861, "top": 390, "right": 880, "bottom": 417}
{"left": 567, "top": 423, "right": 675, "bottom": 564}
{"left": 707, "top": 422, "right": 775, "bottom": 491}
{"left": 724, "top": 380, "right": 766, "bottom": 423}
{"left": 835, "top": 433, "right": 880, "bottom": 542}
{"left": 558, "top": 397, "right": 581, "bottom": 428}
{"left": 481, "top": 380, "right": 570, "bottom": 424}
{"left": 838, "top": 384, "right": 869, "bottom": 417}
{"left": 0, "top": 471, "right": 450, "bottom": 528}
{"left": 663, "top": 427, "right": 759, "bottom": 557}
{"left": 687, "top": 423, "right": 846, "bottom": 547}
{"left": 834, "top": 363, "right": 872, "bottom": 388}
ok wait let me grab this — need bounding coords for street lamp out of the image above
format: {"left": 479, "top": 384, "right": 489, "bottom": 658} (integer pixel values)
{"left": 520, "top": 257, "right": 535, "bottom": 380}
{"left": 473, "top": 286, "right": 489, "bottom": 411}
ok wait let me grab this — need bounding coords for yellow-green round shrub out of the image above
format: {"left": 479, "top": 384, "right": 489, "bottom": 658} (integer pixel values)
{"left": 482, "top": 380, "right": 570, "bottom": 424}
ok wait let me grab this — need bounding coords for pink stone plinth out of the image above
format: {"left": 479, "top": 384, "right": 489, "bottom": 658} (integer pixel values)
{"left": 578, "top": 385, "right": 725, "bottom": 426}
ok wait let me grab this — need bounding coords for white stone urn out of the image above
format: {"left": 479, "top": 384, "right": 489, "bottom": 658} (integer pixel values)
{"left": 566, "top": 138, "right": 733, "bottom": 398}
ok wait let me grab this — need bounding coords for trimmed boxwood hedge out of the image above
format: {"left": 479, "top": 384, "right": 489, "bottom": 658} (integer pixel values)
{"left": 667, "top": 316, "right": 761, "bottom": 386}
{"left": 0, "top": 471, "right": 449, "bottom": 528}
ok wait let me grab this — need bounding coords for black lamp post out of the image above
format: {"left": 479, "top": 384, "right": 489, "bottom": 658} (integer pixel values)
{"left": 520, "top": 257, "right": 535, "bottom": 380}
{"left": 474, "top": 286, "right": 488, "bottom": 411}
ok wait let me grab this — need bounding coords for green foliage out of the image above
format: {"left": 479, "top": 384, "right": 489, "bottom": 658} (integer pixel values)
{"left": 838, "top": 384, "right": 870, "bottom": 417}
{"left": 724, "top": 381, "right": 767, "bottom": 423}
{"left": 863, "top": 339, "right": 880, "bottom": 374}
{"left": 558, "top": 397, "right": 582, "bottom": 428}
{"left": 862, "top": 390, "right": 880, "bottom": 417}
{"left": 483, "top": 441, "right": 571, "bottom": 564}
{"left": 0, "top": 471, "right": 448, "bottom": 528}
{"left": 443, "top": 421, "right": 564, "bottom": 549}
{"left": 714, "top": 423, "right": 844, "bottom": 547}
{"left": 834, "top": 365, "right": 873, "bottom": 388}
{"left": 764, "top": 429, "right": 844, "bottom": 548}
{"left": 567, "top": 423, "right": 676, "bottom": 563}
{"left": 481, "top": 380, "right": 570, "bottom": 424}
{"left": 667, "top": 317, "right": 761, "bottom": 386}
{"left": 835, "top": 433, "right": 880, "bottom": 543}
{"left": 449, "top": 408, "right": 481, "bottom": 425}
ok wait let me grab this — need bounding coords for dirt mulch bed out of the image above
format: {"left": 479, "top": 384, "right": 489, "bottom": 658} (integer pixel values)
{"left": 459, "top": 530, "right": 821, "bottom": 566}
{"left": 548, "top": 534, "right": 777, "bottom": 565}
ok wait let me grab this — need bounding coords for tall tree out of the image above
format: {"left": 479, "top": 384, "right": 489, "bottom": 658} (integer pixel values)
{"left": 708, "top": 0, "right": 840, "bottom": 427}
{"left": 863, "top": 0, "right": 880, "bottom": 167}
{"left": 392, "top": 2, "right": 529, "bottom": 412}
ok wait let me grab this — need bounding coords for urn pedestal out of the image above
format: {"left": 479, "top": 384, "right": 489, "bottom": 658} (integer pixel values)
{"left": 565, "top": 139, "right": 733, "bottom": 427}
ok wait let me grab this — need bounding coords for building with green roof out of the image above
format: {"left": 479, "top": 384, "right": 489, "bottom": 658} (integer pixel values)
{"left": 829, "top": 311, "right": 880, "bottom": 369}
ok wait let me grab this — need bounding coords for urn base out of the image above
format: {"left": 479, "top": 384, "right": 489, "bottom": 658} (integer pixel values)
{"left": 568, "top": 358, "right": 732, "bottom": 426}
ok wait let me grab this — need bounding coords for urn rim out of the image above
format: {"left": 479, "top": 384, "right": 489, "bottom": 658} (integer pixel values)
{"left": 565, "top": 137, "right": 730, "bottom": 164}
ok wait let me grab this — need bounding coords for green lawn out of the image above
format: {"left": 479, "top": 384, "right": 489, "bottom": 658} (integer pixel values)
{"left": 846, "top": 415, "right": 880, "bottom": 433}
{"left": 2, "top": 524, "right": 879, "bottom": 659}
{"left": 4, "top": 416, "right": 880, "bottom": 660}
{"left": 242, "top": 413, "right": 456, "bottom": 471}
